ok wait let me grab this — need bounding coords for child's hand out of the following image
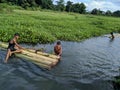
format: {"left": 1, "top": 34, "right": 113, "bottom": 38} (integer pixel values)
{"left": 57, "top": 55, "right": 60, "bottom": 58}
{"left": 21, "top": 47, "right": 25, "bottom": 50}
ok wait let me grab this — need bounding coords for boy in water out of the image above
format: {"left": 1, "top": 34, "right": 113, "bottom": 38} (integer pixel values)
{"left": 54, "top": 41, "right": 62, "bottom": 60}
{"left": 110, "top": 32, "right": 115, "bottom": 39}
{"left": 4, "top": 33, "right": 24, "bottom": 63}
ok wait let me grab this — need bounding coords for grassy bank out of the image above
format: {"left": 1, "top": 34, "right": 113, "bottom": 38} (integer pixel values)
{"left": 0, "top": 6, "right": 120, "bottom": 44}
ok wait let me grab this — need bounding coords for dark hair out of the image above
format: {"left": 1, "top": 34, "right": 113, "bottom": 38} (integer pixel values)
{"left": 110, "top": 32, "right": 113, "bottom": 35}
{"left": 14, "top": 33, "right": 20, "bottom": 36}
{"left": 57, "top": 41, "right": 61, "bottom": 45}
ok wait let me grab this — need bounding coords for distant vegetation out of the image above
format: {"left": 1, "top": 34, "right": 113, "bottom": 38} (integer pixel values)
{"left": 0, "top": 0, "right": 120, "bottom": 44}
{"left": 0, "top": 0, "right": 120, "bottom": 17}
{"left": 0, "top": 8, "right": 120, "bottom": 44}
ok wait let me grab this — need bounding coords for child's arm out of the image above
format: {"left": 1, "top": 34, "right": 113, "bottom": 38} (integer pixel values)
{"left": 13, "top": 39, "right": 24, "bottom": 49}
{"left": 58, "top": 46, "right": 62, "bottom": 56}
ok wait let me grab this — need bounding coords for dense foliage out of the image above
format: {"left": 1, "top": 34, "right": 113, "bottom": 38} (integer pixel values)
{"left": 0, "top": 0, "right": 120, "bottom": 17}
{"left": 0, "top": 0, "right": 86, "bottom": 14}
{"left": 91, "top": 8, "right": 120, "bottom": 17}
{"left": 0, "top": 10, "right": 120, "bottom": 44}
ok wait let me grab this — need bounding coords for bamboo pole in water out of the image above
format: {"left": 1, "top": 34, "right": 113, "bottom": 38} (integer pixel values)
{"left": 16, "top": 54, "right": 51, "bottom": 69}
{"left": 27, "top": 49, "right": 59, "bottom": 59}
{"left": 22, "top": 50, "right": 57, "bottom": 66}
{"left": 0, "top": 43, "right": 58, "bottom": 61}
{"left": 26, "top": 48, "right": 60, "bottom": 66}
{"left": 0, "top": 43, "right": 8, "bottom": 48}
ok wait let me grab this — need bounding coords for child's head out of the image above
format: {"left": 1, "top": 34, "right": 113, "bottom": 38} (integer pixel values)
{"left": 57, "top": 41, "right": 61, "bottom": 45}
{"left": 14, "top": 33, "right": 20, "bottom": 39}
{"left": 110, "top": 32, "right": 113, "bottom": 35}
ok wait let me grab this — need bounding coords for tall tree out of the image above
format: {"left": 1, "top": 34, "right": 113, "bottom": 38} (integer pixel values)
{"left": 91, "top": 8, "right": 104, "bottom": 15}
{"left": 105, "top": 10, "right": 112, "bottom": 16}
{"left": 5, "top": 0, "right": 18, "bottom": 4}
{"left": 79, "top": 3, "right": 86, "bottom": 14}
{"left": 66, "top": 1, "right": 73, "bottom": 12}
{"left": 71, "top": 3, "right": 80, "bottom": 13}
{"left": 91, "top": 8, "right": 99, "bottom": 15}
{"left": 17, "top": 0, "right": 30, "bottom": 9}
{"left": 27, "top": 0, "right": 36, "bottom": 7}
{"left": 71, "top": 3, "right": 86, "bottom": 14}
{"left": 35, "top": 0, "right": 42, "bottom": 5}
{"left": 0, "top": 0, "right": 7, "bottom": 3}
{"left": 56, "top": 0, "right": 65, "bottom": 11}
{"left": 113, "top": 10, "right": 120, "bottom": 17}
{"left": 42, "top": 0, "right": 53, "bottom": 9}
{"left": 35, "top": 0, "right": 53, "bottom": 9}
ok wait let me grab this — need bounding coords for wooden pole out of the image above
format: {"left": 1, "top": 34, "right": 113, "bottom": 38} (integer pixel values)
{"left": 27, "top": 49, "right": 59, "bottom": 59}
{"left": 16, "top": 54, "right": 51, "bottom": 69}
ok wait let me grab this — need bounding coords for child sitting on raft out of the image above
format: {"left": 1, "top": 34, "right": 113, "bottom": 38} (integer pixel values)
{"left": 4, "top": 33, "right": 24, "bottom": 63}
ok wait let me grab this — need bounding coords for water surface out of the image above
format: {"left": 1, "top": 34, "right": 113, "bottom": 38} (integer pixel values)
{"left": 0, "top": 36, "right": 120, "bottom": 90}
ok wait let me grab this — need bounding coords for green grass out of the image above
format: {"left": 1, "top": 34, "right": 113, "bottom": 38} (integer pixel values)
{"left": 0, "top": 6, "right": 120, "bottom": 44}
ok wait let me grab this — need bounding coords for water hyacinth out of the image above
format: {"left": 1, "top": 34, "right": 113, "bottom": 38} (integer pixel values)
{"left": 0, "top": 9, "right": 120, "bottom": 44}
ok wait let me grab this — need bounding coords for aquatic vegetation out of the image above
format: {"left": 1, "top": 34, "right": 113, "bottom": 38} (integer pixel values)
{"left": 112, "top": 76, "right": 120, "bottom": 90}
{"left": 0, "top": 9, "right": 120, "bottom": 44}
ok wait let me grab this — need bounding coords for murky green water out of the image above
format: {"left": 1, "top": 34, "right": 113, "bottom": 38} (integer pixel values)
{"left": 0, "top": 36, "right": 120, "bottom": 90}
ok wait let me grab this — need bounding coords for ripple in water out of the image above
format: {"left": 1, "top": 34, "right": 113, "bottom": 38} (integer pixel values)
{"left": 1, "top": 36, "right": 120, "bottom": 90}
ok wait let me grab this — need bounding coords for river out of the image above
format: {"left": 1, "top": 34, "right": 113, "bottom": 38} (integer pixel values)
{"left": 0, "top": 36, "right": 120, "bottom": 90}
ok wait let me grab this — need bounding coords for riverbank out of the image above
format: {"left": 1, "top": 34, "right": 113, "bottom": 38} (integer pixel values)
{"left": 0, "top": 6, "right": 120, "bottom": 44}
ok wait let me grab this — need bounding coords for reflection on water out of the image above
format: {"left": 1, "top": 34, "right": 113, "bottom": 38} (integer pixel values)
{"left": 1, "top": 36, "right": 120, "bottom": 90}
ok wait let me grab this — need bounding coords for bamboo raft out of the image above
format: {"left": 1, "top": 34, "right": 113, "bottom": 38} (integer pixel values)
{"left": 0, "top": 42, "right": 59, "bottom": 69}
